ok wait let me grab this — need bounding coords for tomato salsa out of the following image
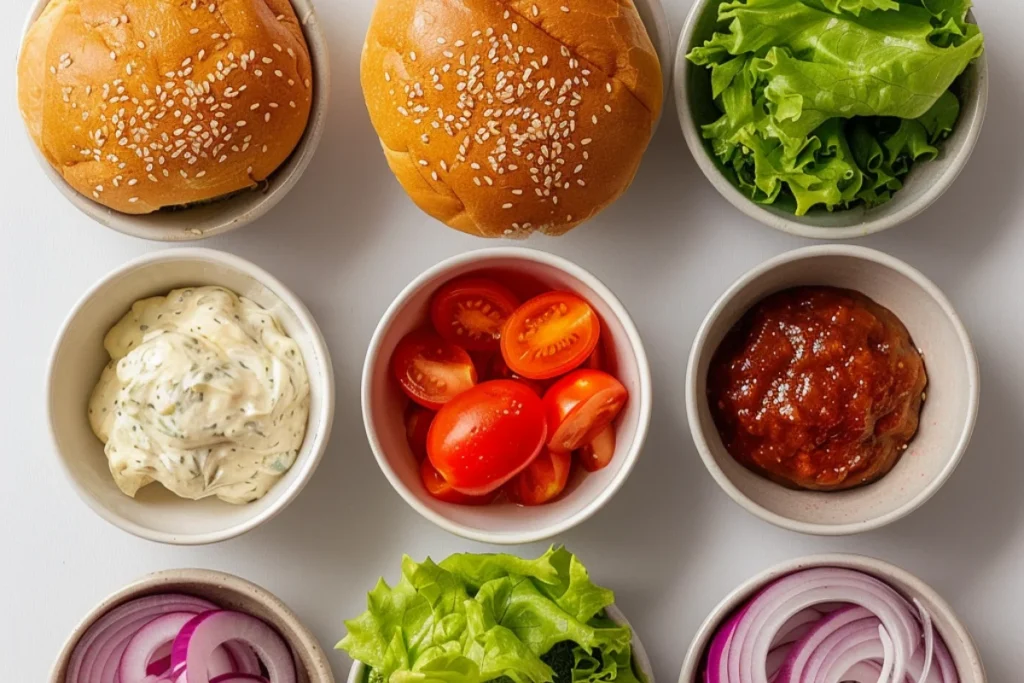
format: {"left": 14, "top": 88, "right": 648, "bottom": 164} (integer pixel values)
{"left": 707, "top": 287, "right": 927, "bottom": 492}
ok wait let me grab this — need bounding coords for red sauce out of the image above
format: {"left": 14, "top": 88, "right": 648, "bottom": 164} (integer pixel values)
{"left": 707, "top": 287, "right": 927, "bottom": 491}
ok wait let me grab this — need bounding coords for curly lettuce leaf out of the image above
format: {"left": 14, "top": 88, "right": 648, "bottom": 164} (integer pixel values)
{"left": 338, "top": 548, "right": 634, "bottom": 683}
{"left": 686, "top": 0, "right": 983, "bottom": 214}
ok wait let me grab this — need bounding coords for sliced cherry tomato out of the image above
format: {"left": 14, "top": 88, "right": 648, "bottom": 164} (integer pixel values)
{"left": 501, "top": 291, "right": 600, "bottom": 380}
{"left": 430, "top": 277, "right": 520, "bottom": 351}
{"left": 486, "top": 354, "right": 547, "bottom": 396}
{"left": 405, "top": 404, "right": 434, "bottom": 461}
{"left": 420, "top": 458, "right": 496, "bottom": 505}
{"left": 543, "top": 369, "right": 628, "bottom": 452}
{"left": 506, "top": 448, "right": 572, "bottom": 506}
{"left": 576, "top": 425, "right": 616, "bottom": 472}
{"left": 427, "top": 380, "right": 547, "bottom": 495}
{"left": 391, "top": 328, "right": 477, "bottom": 410}
{"left": 585, "top": 343, "right": 606, "bottom": 371}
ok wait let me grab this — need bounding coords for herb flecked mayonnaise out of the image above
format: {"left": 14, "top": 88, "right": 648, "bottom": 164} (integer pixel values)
{"left": 89, "top": 286, "right": 310, "bottom": 504}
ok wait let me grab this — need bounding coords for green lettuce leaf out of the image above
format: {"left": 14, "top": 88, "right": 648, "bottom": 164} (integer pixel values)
{"left": 686, "top": 0, "right": 983, "bottom": 214}
{"left": 338, "top": 548, "right": 636, "bottom": 683}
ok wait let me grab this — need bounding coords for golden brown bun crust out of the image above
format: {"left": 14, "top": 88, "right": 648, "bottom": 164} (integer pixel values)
{"left": 361, "top": 0, "right": 663, "bottom": 238}
{"left": 17, "top": 0, "right": 313, "bottom": 214}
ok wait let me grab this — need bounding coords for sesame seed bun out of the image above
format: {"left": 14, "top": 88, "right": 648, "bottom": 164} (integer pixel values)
{"left": 17, "top": 0, "right": 314, "bottom": 215}
{"left": 361, "top": 0, "right": 663, "bottom": 238}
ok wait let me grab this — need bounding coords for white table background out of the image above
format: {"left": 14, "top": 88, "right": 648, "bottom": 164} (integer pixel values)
{"left": 3, "top": 0, "right": 1023, "bottom": 679}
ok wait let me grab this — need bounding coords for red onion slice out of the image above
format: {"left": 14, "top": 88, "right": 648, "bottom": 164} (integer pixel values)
{"left": 172, "top": 611, "right": 296, "bottom": 683}
{"left": 119, "top": 612, "right": 197, "bottom": 682}
{"left": 727, "top": 569, "right": 921, "bottom": 683}
{"left": 209, "top": 675, "right": 270, "bottom": 683}
{"left": 67, "top": 594, "right": 217, "bottom": 683}
{"left": 221, "top": 641, "right": 262, "bottom": 676}
{"left": 702, "top": 568, "right": 957, "bottom": 683}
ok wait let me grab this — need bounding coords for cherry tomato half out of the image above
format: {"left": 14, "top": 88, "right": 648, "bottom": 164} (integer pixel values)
{"left": 576, "top": 425, "right": 616, "bottom": 472}
{"left": 430, "top": 277, "right": 521, "bottom": 351}
{"left": 543, "top": 369, "right": 628, "bottom": 453}
{"left": 405, "top": 404, "right": 434, "bottom": 461}
{"left": 427, "top": 380, "right": 547, "bottom": 496}
{"left": 420, "top": 458, "right": 496, "bottom": 505}
{"left": 392, "top": 328, "right": 477, "bottom": 410}
{"left": 501, "top": 291, "right": 601, "bottom": 380}
{"left": 585, "top": 343, "right": 606, "bottom": 371}
{"left": 507, "top": 448, "right": 572, "bottom": 506}
{"left": 486, "top": 354, "right": 548, "bottom": 396}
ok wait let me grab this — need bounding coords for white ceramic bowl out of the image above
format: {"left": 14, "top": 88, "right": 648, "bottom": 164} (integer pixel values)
{"left": 47, "top": 248, "right": 335, "bottom": 544}
{"left": 632, "top": 0, "right": 673, "bottom": 123}
{"left": 678, "top": 554, "right": 985, "bottom": 683}
{"left": 362, "top": 248, "right": 652, "bottom": 544}
{"left": 18, "top": 0, "right": 330, "bottom": 242}
{"left": 346, "top": 604, "right": 653, "bottom": 683}
{"left": 686, "top": 245, "right": 979, "bottom": 535}
{"left": 49, "top": 568, "right": 335, "bottom": 683}
{"left": 672, "top": 0, "right": 988, "bottom": 239}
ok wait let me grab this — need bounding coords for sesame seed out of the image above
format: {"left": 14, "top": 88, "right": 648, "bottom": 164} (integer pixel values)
{"left": 502, "top": 203, "right": 513, "bottom": 209}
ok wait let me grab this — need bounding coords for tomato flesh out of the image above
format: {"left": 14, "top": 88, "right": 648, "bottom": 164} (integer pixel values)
{"left": 392, "top": 328, "right": 477, "bottom": 410}
{"left": 427, "top": 380, "right": 547, "bottom": 496}
{"left": 544, "top": 369, "right": 628, "bottom": 452}
{"left": 501, "top": 291, "right": 600, "bottom": 380}
{"left": 405, "top": 404, "right": 434, "bottom": 461}
{"left": 507, "top": 448, "right": 572, "bottom": 506}
{"left": 420, "top": 458, "right": 496, "bottom": 505}
{"left": 577, "top": 425, "right": 616, "bottom": 472}
{"left": 430, "top": 277, "right": 520, "bottom": 351}
{"left": 486, "top": 354, "right": 548, "bottom": 396}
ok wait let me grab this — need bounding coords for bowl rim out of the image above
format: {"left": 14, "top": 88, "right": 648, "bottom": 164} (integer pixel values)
{"left": 17, "top": 0, "right": 331, "bottom": 242}
{"left": 361, "top": 246, "right": 653, "bottom": 545}
{"left": 632, "top": 0, "right": 673, "bottom": 128}
{"left": 344, "top": 603, "right": 654, "bottom": 683}
{"left": 48, "top": 567, "right": 336, "bottom": 683}
{"left": 45, "top": 247, "right": 336, "bottom": 545}
{"left": 676, "top": 553, "right": 986, "bottom": 683}
{"left": 671, "top": 0, "right": 990, "bottom": 240}
{"left": 684, "top": 244, "right": 980, "bottom": 535}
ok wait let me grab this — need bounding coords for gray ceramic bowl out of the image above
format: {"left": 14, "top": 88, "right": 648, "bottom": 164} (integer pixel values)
{"left": 18, "top": 0, "right": 330, "bottom": 242}
{"left": 49, "top": 568, "right": 335, "bottom": 683}
{"left": 672, "top": 1, "right": 989, "bottom": 239}
{"left": 677, "top": 554, "right": 985, "bottom": 683}
{"left": 345, "top": 604, "right": 653, "bottom": 683}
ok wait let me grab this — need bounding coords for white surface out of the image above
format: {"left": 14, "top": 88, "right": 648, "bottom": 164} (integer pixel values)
{"left": 2, "top": 0, "right": 1023, "bottom": 681}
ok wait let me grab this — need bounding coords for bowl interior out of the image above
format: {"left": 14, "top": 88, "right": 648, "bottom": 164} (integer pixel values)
{"left": 20, "top": 0, "right": 329, "bottom": 242}
{"left": 365, "top": 253, "right": 647, "bottom": 543}
{"left": 48, "top": 252, "right": 332, "bottom": 543}
{"left": 690, "top": 250, "right": 976, "bottom": 532}
{"left": 679, "top": 555, "right": 984, "bottom": 683}
{"left": 49, "top": 569, "right": 334, "bottom": 683}
{"left": 675, "top": 0, "right": 987, "bottom": 237}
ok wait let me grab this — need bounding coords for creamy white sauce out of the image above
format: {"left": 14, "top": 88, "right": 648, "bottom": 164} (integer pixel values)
{"left": 89, "top": 286, "right": 310, "bottom": 504}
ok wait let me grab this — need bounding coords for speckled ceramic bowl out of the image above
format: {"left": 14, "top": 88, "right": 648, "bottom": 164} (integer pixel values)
{"left": 18, "top": 0, "right": 330, "bottom": 241}
{"left": 673, "top": 0, "right": 988, "bottom": 239}
{"left": 686, "top": 245, "right": 979, "bottom": 535}
{"left": 49, "top": 568, "right": 335, "bottom": 683}
{"left": 345, "top": 604, "right": 653, "bottom": 683}
{"left": 47, "top": 248, "right": 335, "bottom": 544}
{"left": 678, "top": 554, "right": 986, "bottom": 683}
